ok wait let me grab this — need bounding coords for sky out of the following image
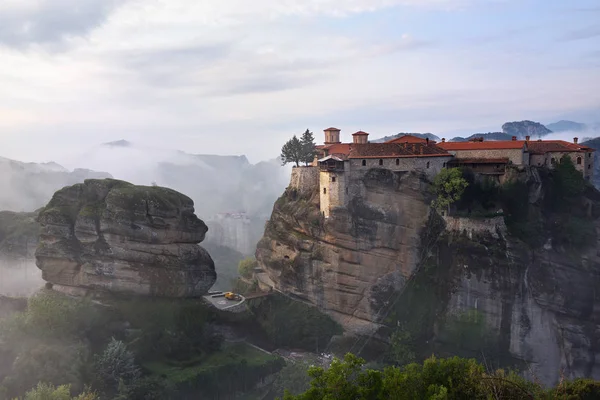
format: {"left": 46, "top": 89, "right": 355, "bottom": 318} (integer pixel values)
{"left": 0, "top": 0, "right": 599, "bottom": 164}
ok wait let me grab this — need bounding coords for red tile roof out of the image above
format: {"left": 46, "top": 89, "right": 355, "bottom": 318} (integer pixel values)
{"left": 437, "top": 141, "right": 527, "bottom": 150}
{"left": 352, "top": 131, "right": 369, "bottom": 136}
{"left": 385, "top": 135, "right": 428, "bottom": 144}
{"left": 348, "top": 143, "right": 450, "bottom": 159}
{"left": 527, "top": 140, "right": 595, "bottom": 154}
{"left": 448, "top": 158, "right": 509, "bottom": 164}
{"left": 320, "top": 143, "right": 352, "bottom": 155}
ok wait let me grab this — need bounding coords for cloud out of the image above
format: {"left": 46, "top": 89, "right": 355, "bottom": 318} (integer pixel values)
{"left": 0, "top": 0, "right": 125, "bottom": 48}
{"left": 560, "top": 25, "right": 600, "bottom": 41}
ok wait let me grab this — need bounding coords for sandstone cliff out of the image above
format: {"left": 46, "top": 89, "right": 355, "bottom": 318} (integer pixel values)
{"left": 256, "top": 169, "right": 434, "bottom": 334}
{"left": 35, "top": 179, "right": 216, "bottom": 297}
{"left": 256, "top": 166, "right": 600, "bottom": 385}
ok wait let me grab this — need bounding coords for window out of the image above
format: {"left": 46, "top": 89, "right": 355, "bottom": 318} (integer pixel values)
{"left": 426, "top": 162, "right": 430, "bottom": 168}
{"left": 551, "top": 158, "right": 555, "bottom": 164}
{"left": 323, "top": 188, "right": 326, "bottom": 194}
{"left": 589, "top": 164, "right": 591, "bottom": 170}
{"left": 345, "top": 187, "right": 348, "bottom": 194}
{"left": 379, "top": 159, "right": 383, "bottom": 166}
{"left": 396, "top": 158, "right": 400, "bottom": 166}
{"left": 443, "top": 162, "right": 446, "bottom": 168}
{"left": 577, "top": 157, "right": 582, "bottom": 165}
{"left": 362, "top": 159, "right": 366, "bottom": 166}
{"left": 332, "top": 177, "right": 336, "bottom": 182}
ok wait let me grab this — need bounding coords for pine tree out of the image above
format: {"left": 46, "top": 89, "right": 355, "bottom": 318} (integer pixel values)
{"left": 281, "top": 135, "right": 304, "bottom": 167}
{"left": 300, "top": 129, "right": 317, "bottom": 166}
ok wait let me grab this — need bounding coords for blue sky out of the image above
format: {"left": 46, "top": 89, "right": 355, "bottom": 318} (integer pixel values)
{"left": 0, "top": 0, "right": 598, "bottom": 165}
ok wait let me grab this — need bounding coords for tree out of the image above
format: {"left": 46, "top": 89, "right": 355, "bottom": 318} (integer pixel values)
{"left": 387, "top": 327, "right": 416, "bottom": 367}
{"left": 300, "top": 129, "right": 317, "bottom": 166}
{"left": 281, "top": 135, "right": 304, "bottom": 167}
{"left": 432, "top": 168, "right": 469, "bottom": 214}
{"left": 22, "top": 382, "right": 98, "bottom": 400}
{"left": 94, "top": 338, "right": 141, "bottom": 393}
{"left": 238, "top": 257, "right": 258, "bottom": 279}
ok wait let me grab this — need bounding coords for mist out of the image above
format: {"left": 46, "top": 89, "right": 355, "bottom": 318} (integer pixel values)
{"left": 0, "top": 260, "right": 44, "bottom": 297}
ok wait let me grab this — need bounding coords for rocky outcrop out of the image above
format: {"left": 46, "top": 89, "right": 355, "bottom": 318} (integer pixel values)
{"left": 256, "top": 165, "right": 600, "bottom": 385}
{"left": 35, "top": 179, "right": 216, "bottom": 297}
{"left": 256, "top": 169, "right": 434, "bottom": 334}
{"left": 502, "top": 120, "right": 552, "bottom": 138}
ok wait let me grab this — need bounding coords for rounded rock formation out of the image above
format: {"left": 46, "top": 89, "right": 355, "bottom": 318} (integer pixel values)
{"left": 35, "top": 179, "right": 216, "bottom": 297}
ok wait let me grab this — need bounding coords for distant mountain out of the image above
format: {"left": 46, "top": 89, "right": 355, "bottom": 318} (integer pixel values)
{"left": 103, "top": 139, "right": 133, "bottom": 148}
{"left": 502, "top": 120, "right": 552, "bottom": 139}
{"left": 546, "top": 120, "right": 588, "bottom": 133}
{"left": 450, "top": 132, "right": 513, "bottom": 142}
{"left": 61, "top": 142, "right": 290, "bottom": 254}
{"left": 372, "top": 132, "right": 440, "bottom": 143}
{"left": 0, "top": 156, "right": 112, "bottom": 212}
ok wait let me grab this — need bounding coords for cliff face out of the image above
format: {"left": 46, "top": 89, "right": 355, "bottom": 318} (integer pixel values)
{"left": 35, "top": 179, "right": 216, "bottom": 297}
{"left": 256, "top": 166, "right": 600, "bottom": 385}
{"left": 256, "top": 169, "right": 435, "bottom": 333}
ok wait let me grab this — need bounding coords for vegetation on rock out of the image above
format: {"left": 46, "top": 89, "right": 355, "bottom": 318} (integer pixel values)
{"left": 282, "top": 353, "right": 600, "bottom": 400}
{"left": 248, "top": 294, "right": 342, "bottom": 351}
{"left": 432, "top": 168, "right": 469, "bottom": 213}
{"left": 238, "top": 256, "right": 258, "bottom": 279}
{"left": 280, "top": 130, "right": 317, "bottom": 167}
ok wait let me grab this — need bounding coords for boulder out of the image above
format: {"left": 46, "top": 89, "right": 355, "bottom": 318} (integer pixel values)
{"left": 35, "top": 179, "right": 216, "bottom": 297}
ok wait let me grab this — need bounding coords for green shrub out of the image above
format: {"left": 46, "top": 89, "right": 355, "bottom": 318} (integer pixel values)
{"left": 249, "top": 294, "right": 342, "bottom": 350}
{"left": 551, "top": 378, "right": 600, "bottom": 399}
{"left": 114, "top": 299, "right": 219, "bottom": 361}
{"left": 21, "top": 382, "right": 98, "bottom": 400}
{"left": 2, "top": 343, "right": 91, "bottom": 397}
{"left": 238, "top": 257, "right": 258, "bottom": 279}
{"left": 94, "top": 338, "right": 141, "bottom": 393}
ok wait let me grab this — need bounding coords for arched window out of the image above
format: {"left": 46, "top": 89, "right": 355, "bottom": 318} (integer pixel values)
{"left": 426, "top": 161, "right": 430, "bottom": 168}
{"left": 323, "top": 188, "right": 327, "bottom": 194}
{"left": 362, "top": 160, "right": 366, "bottom": 166}
{"left": 577, "top": 157, "right": 582, "bottom": 165}
{"left": 396, "top": 159, "right": 400, "bottom": 166}
{"left": 379, "top": 159, "right": 383, "bottom": 166}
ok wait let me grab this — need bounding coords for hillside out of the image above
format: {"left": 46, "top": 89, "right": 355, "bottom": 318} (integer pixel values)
{"left": 546, "top": 120, "right": 587, "bottom": 132}
{"left": 0, "top": 156, "right": 111, "bottom": 212}
{"left": 450, "top": 132, "right": 513, "bottom": 142}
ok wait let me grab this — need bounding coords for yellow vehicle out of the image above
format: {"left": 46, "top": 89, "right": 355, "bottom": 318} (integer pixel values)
{"left": 224, "top": 292, "right": 241, "bottom": 301}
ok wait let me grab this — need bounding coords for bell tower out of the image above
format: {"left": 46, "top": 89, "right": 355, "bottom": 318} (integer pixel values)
{"left": 324, "top": 127, "right": 341, "bottom": 144}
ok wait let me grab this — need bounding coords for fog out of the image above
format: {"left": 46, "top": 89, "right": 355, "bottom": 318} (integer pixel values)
{"left": 0, "top": 260, "right": 44, "bottom": 297}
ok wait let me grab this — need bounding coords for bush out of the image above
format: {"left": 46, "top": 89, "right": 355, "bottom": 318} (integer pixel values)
{"left": 238, "top": 257, "right": 258, "bottom": 279}
{"left": 114, "top": 299, "right": 218, "bottom": 361}
{"left": 272, "top": 363, "right": 312, "bottom": 398}
{"left": 249, "top": 294, "right": 342, "bottom": 350}
{"left": 2, "top": 343, "right": 91, "bottom": 397}
{"left": 94, "top": 338, "right": 141, "bottom": 392}
{"left": 21, "top": 382, "right": 98, "bottom": 400}
{"left": 551, "top": 378, "right": 600, "bottom": 399}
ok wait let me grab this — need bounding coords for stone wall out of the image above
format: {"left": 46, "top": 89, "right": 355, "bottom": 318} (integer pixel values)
{"left": 448, "top": 148, "right": 525, "bottom": 165}
{"left": 530, "top": 151, "right": 594, "bottom": 180}
{"left": 348, "top": 156, "right": 451, "bottom": 180}
{"left": 319, "top": 170, "right": 347, "bottom": 218}
{"left": 289, "top": 166, "right": 319, "bottom": 196}
{"left": 443, "top": 215, "right": 506, "bottom": 239}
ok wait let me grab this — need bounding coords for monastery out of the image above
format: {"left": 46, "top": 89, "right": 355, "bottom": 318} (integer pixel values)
{"left": 311, "top": 127, "right": 595, "bottom": 217}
